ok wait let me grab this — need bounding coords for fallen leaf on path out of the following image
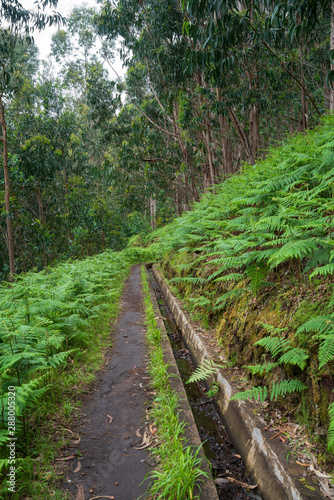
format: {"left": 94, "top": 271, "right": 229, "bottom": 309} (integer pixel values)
{"left": 134, "top": 440, "right": 153, "bottom": 450}
{"left": 56, "top": 455, "right": 76, "bottom": 461}
{"left": 319, "top": 478, "right": 334, "bottom": 499}
{"left": 114, "top": 481, "right": 119, "bottom": 485}
{"left": 76, "top": 485, "right": 85, "bottom": 500}
{"left": 215, "top": 477, "right": 257, "bottom": 489}
{"left": 295, "top": 461, "right": 310, "bottom": 467}
{"left": 312, "top": 468, "right": 332, "bottom": 479}
{"left": 107, "top": 415, "right": 113, "bottom": 424}
{"left": 73, "top": 437, "right": 81, "bottom": 445}
{"left": 62, "top": 427, "right": 74, "bottom": 434}
{"left": 73, "top": 462, "right": 81, "bottom": 473}
{"left": 89, "top": 497, "right": 115, "bottom": 500}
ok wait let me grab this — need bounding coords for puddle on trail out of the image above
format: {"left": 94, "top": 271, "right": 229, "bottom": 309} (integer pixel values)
{"left": 147, "top": 268, "right": 261, "bottom": 500}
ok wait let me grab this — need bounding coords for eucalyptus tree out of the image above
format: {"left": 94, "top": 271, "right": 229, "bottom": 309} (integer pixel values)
{"left": 0, "top": 0, "right": 62, "bottom": 279}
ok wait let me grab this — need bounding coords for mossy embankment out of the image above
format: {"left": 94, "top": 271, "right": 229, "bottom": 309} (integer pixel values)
{"left": 139, "top": 116, "right": 334, "bottom": 463}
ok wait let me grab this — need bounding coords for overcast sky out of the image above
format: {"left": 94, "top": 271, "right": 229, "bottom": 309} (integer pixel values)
{"left": 21, "top": 0, "right": 125, "bottom": 77}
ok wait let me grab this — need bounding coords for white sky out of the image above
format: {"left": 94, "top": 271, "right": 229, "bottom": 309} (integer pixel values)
{"left": 21, "top": 0, "right": 125, "bottom": 77}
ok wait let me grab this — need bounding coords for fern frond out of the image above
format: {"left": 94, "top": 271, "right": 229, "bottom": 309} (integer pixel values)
{"left": 244, "top": 362, "right": 278, "bottom": 376}
{"left": 213, "top": 289, "right": 245, "bottom": 310}
{"left": 230, "top": 386, "right": 268, "bottom": 403}
{"left": 297, "top": 316, "right": 333, "bottom": 336}
{"left": 310, "top": 264, "right": 334, "bottom": 279}
{"left": 318, "top": 335, "right": 334, "bottom": 368}
{"left": 255, "top": 336, "right": 290, "bottom": 358}
{"left": 327, "top": 402, "right": 334, "bottom": 452}
{"left": 278, "top": 348, "right": 308, "bottom": 370}
{"left": 245, "top": 262, "right": 269, "bottom": 294}
{"left": 270, "top": 379, "right": 307, "bottom": 400}
{"left": 187, "top": 359, "right": 223, "bottom": 384}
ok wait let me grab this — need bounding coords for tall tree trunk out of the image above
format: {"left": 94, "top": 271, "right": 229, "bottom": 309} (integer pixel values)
{"left": 330, "top": 1, "right": 334, "bottom": 112}
{"left": 150, "top": 196, "right": 156, "bottom": 230}
{"left": 216, "top": 89, "right": 234, "bottom": 175}
{"left": 300, "top": 48, "right": 308, "bottom": 129}
{"left": 14, "top": 212, "right": 27, "bottom": 273}
{"left": 197, "top": 73, "right": 215, "bottom": 187}
{"left": 228, "top": 108, "right": 255, "bottom": 165}
{"left": 249, "top": 104, "right": 260, "bottom": 158}
{"left": 0, "top": 94, "right": 16, "bottom": 279}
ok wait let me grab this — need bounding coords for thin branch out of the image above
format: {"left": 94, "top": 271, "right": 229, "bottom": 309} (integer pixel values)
{"left": 131, "top": 100, "right": 178, "bottom": 139}
{"left": 261, "top": 41, "right": 321, "bottom": 116}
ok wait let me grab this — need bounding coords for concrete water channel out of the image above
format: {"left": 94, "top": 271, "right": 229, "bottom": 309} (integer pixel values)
{"left": 147, "top": 267, "right": 258, "bottom": 500}
{"left": 147, "top": 264, "right": 324, "bottom": 500}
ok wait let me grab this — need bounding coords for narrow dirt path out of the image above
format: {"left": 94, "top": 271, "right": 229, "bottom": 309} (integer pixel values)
{"left": 62, "top": 265, "right": 151, "bottom": 500}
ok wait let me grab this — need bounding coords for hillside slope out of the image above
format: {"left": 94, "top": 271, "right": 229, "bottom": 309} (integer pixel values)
{"left": 144, "top": 116, "right": 334, "bottom": 461}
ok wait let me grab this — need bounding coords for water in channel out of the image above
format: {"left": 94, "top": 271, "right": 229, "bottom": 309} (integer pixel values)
{"left": 147, "top": 269, "right": 261, "bottom": 500}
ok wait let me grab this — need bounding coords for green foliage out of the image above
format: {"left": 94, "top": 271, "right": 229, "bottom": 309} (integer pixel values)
{"left": 187, "top": 359, "right": 223, "bottom": 384}
{"left": 231, "top": 328, "right": 308, "bottom": 404}
{"left": 141, "top": 267, "right": 208, "bottom": 499}
{"left": 0, "top": 247, "right": 145, "bottom": 494}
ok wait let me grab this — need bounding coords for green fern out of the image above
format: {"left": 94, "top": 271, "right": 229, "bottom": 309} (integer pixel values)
{"left": 245, "top": 262, "right": 269, "bottom": 294}
{"left": 327, "top": 402, "right": 334, "bottom": 452}
{"left": 310, "top": 264, "right": 334, "bottom": 279}
{"left": 255, "top": 336, "right": 290, "bottom": 358}
{"left": 318, "top": 335, "right": 334, "bottom": 369}
{"left": 278, "top": 348, "right": 309, "bottom": 370}
{"left": 270, "top": 379, "right": 307, "bottom": 400}
{"left": 245, "top": 362, "right": 278, "bottom": 376}
{"left": 187, "top": 359, "right": 223, "bottom": 384}
{"left": 230, "top": 386, "right": 269, "bottom": 403}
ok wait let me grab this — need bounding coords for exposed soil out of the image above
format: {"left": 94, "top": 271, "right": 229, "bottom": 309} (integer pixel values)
{"left": 61, "top": 265, "right": 151, "bottom": 500}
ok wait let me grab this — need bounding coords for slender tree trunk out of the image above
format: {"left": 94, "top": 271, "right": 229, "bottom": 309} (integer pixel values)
{"left": 330, "top": 1, "right": 334, "bottom": 112}
{"left": 228, "top": 108, "right": 255, "bottom": 165}
{"left": 249, "top": 104, "right": 260, "bottom": 158}
{"left": 36, "top": 183, "right": 47, "bottom": 269}
{"left": 150, "top": 196, "right": 156, "bottom": 230}
{"left": 300, "top": 48, "right": 308, "bottom": 129}
{"left": 0, "top": 95, "right": 16, "bottom": 279}
{"left": 217, "top": 88, "right": 234, "bottom": 175}
{"left": 14, "top": 212, "right": 27, "bottom": 273}
{"left": 197, "top": 73, "right": 215, "bottom": 187}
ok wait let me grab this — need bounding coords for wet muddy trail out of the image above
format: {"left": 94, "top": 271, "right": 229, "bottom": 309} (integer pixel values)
{"left": 59, "top": 264, "right": 257, "bottom": 500}
{"left": 61, "top": 265, "right": 151, "bottom": 500}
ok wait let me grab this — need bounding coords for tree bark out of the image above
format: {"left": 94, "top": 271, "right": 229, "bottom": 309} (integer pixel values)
{"left": 228, "top": 108, "right": 255, "bottom": 165}
{"left": 249, "top": 104, "right": 260, "bottom": 159}
{"left": 330, "top": 1, "right": 334, "bottom": 112}
{"left": 150, "top": 196, "right": 156, "bottom": 230}
{"left": 0, "top": 94, "right": 16, "bottom": 279}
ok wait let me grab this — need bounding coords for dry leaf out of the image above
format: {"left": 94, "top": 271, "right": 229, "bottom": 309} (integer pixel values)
{"left": 74, "top": 461, "right": 82, "bottom": 473}
{"left": 107, "top": 415, "right": 113, "bottom": 424}
{"left": 89, "top": 497, "right": 115, "bottom": 500}
{"left": 215, "top": 477, "right": 257, "bottom": 490}
{"left": 56, "top": 455, "right": 76, "bottom": 461}
{"left": 134, "top": 440, "right": 152, "bottom": 450}
{"left": 313, "top": 469, "right": 332, "bottom": 479}
{"left": 73, "top": 437, "right": 81, "bottom": 445}
{"left": 319, "top": 478, "right": 334, "bottom": 499}
{"left": 75, "top": 484, "right": 85, "bottom": 500}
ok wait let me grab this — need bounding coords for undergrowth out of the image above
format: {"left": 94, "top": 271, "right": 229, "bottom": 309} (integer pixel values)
{"left": 141, "top": 266, "right": 208, "bottom": 499}
{"left": 0, "top": 246, "right": 156, "bottom": 499}
{"left": 139, "top": 116, "right": 334, "bottom": 457}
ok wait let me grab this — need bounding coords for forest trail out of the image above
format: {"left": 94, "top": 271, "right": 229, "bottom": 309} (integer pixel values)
{"left": 62, "top": 265, "right": 151, "bottom": 500}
